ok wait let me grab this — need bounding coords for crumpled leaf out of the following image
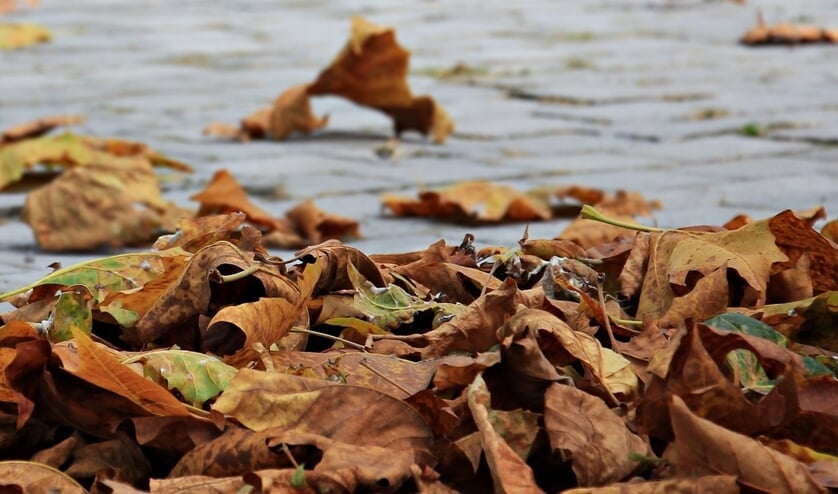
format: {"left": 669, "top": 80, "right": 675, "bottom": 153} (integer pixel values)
{"left": 0, "top": 22, "right": 50, "bottom": 49}
{"left": 0, "top": 460, "right": 86, "bottom": 493}
{"left": 190, "top": 169, "right": 284, "bottom": 231}
{"left": 22, "top": 158, "right": 173, "bottom": 251}
{"left": 382, "top": 181, "right": 551, "bottom": 224}
{"left": 629, "top": 216, "right": 790, "bottom": 327}
{"left": 204, "top": 262, "right": 318, "bottom": 366}
{"left": 665, "top": 395, "right": 824, "bottom": 494}
{"left": 705, "top": 312, "right": 787, "bottom": 394}
{"left": 268, "top": 84, "right": 330, "bottom": 139}
{"left": 561, "top": 476, "right": 740, "bottom": 494}
{"left": 129, "top": 241, "right": 297, "bottom": 347}
{"left": 382, "top": 278, "right": 520, "bottom": 359}
{"left": 135, "top": 350, "right": 238, "bottom": 408}
{"left": 295, "top": 239, "right": 387, "bottom": 294}
{"left": 340, "top": 260, "right": 462, "bottom": 332}
{"left": 467, "top": 374, "right": 544, "bottom": 494}
{"left": 270, "top": 350, "right": 458, "bottom": 399}
{"left": 207, "top": 16, "right": 453, "bottom": 143}
{"left": 498, "top": 309, "right": 639, "bottom": 402}
{"left": 53, "top": 324, "right": 190, "bottom": 417}
{"left": 151, "top": 212, "right": 250, "bottom": 253}
{"left": 742, "top": 17, "right": 838, "bottom": 45}
{"left": 544, "top": 383, "right": 648, "bottom": 486}
{"left": 637, "top": 320, "right": 806, "bottom": 440}
{"left": 284, "top": 198, "right": 360, "bottom": 245}
{"left": 0, "top": 132, "right": 191, "bottom": 190}
{"left": 0, "top": 115, "right": 84, "bottom": 144}
{"left": 307, "top": 16, "right": 453, "bottom": 142}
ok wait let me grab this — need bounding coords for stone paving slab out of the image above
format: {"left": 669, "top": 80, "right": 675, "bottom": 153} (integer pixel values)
{"left": 0, "top": 0, "right": 837, "bottom": 296}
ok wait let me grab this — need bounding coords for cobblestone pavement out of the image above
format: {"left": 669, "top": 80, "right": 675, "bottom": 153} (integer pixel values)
{"left": 1, "top": 0, "right": 837, "bottom": 292}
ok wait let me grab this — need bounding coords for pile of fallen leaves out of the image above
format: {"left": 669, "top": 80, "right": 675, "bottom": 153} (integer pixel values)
{"left": 0, "top": 198, "right": 836, "bottom": 493}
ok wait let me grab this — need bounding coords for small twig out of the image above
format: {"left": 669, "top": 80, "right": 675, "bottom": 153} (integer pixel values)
{"left": 594, "top": 275, "right": 623, "bottom": 408}
{"left": 290, "top": 327, "right": 367, "bottom": 351}
{"left": 254, "top": 250, "right": 307, "bottom": 266}
{"left": 358, "top": 358, "right": 414, "bottom": 396}
{"left": 596, "top": 275, "right": 619, "bottom": 350}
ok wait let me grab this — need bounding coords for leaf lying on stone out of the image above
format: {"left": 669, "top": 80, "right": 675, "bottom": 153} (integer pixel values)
{"left": 0, "top": 22, "right": 50, "bottom": 49}
{"left": 742, "top": 18, "right": 838, "bottom": 45}
{"left": 191, "top": 169, "right": 361, "bottom": 249}
{"left": 205, "top": 16, "right": 454, "bottom": 143}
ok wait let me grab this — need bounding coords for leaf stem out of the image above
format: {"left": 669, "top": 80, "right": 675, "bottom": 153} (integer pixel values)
{"left": 358, "top": 358, "right": 414, "bottom": 396}
{"left": 290, "top": 327, "right": 367, "bottom": 351}
{"left": 580, "top": 205, "right": 665, "bottom": 233}
{"left": 208, "top": 264, "right": 261, "bottom": 284}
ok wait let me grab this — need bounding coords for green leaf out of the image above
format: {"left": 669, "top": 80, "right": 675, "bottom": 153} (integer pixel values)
{"left": 346, "top": 261, "right": 462, "bottom": 331}
{"left": 705, "top": 313, "right": 785, "bottom": 394}
{"left": 51, "top": 291, "right": 92, "bottom": 342}
{"left": 136, "top": 350, "right": 238, "bottom": 407}
{"left": 291, "top": 463, "right": 306, "bottom": 488}
{"left": 705, "top": 312, "right": 786, "bottom": 346}
{"left": 0, "top": 248, "right": 188, "bottom": 304}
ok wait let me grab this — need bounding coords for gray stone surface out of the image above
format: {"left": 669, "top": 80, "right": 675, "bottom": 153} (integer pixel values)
{"left": 0, "top": 0, "right": 837, "bottom": 294}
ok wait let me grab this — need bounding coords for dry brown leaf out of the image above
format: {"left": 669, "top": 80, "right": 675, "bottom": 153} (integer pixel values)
{"left": 210, "top": 369, "right": 431, "bottom": 459}
{"left": 666, "top": 395, "right": 824, "bottom": 493}
{"left": 285, "top": 199, "right": 360, "bottom": 244}
{"left": 498, "top": 309, "right": 638, "bottom": 402}
{"left": 295, "top": 239, "right": 387, "bottom": 294}
{"left": 190, "top": 169, "right": 284, "bottom": 231}
{"left": 630, "top": 217, "right": 791, "bottom": 327}
{"left": 308, "top": 16, "right": 453, "bottom": 142}
{"left": 397, "top": 278, "right": 521, "bottom": 359}
{"left": 151, "top": 212, "right": 249, "bottom": 253}
{"left": 129, "top": 241, "right": 297, "bottom": 347}
{"left": 22, "top": 159, "right": 170, "bottom": 251}
{"left": 0, "top": 460, "right": 86, "bottom": 493}
{"left": 544, "top": 383, "right": 648, "bottom": 486}
{"left": 742, "top": 20, "right": 838, "bottom": 45}
{"left": 270, "top": 350, "right": 452, "bottom": 399}
{"left": 268, "top": 84, "right": 329, "bottom": 139}
{"left": 467, "top": 374, "right": 544, "bottom": 494}
{"left": 562, "top": 475, "right": 740, "bottom": 494}
{"left": 383, "top": 181, "right": 551, "bottom": 224}
{"left": 204, "top": 263, "right": 318, "bottom": 367}
{"left": 0, "top": 115, "right": 83, "bottom": 144}
{"left": 207, "top": 16, "right": 453, "bottom": 143}
{"left": 637, "top": 321, "right": 806, "bottom": 440}
{"left": 55, "top": 325, "right": 190, "bottom": 417}
{"left": 769, "top": 209, "right": 838, "bottom": 295}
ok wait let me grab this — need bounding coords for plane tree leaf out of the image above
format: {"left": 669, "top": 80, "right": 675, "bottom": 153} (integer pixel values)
{"left": 205, "top": 16, "right": 453, "bottom": 142}
{"left": 382, "top": 180, "right": 552, "bottom": 224}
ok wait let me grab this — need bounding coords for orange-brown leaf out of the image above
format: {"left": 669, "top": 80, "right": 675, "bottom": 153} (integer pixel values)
{"left": 64, "top": 325, "right": 189, "bottom": 416}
